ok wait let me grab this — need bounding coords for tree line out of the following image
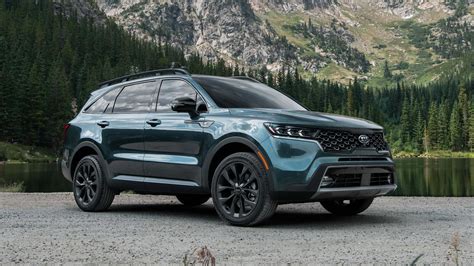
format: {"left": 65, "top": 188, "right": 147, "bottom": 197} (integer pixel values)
{"left": 0, "top": 1, "right": 473, "bottom": 153}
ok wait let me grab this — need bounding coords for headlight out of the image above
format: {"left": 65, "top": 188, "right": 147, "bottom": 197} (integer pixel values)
{"left": 264, "top": 123, "right": 318, "bottom": 139}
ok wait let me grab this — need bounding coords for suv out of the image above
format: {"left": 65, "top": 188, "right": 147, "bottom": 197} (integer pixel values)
{"left": 62, "top": 68, "right": 396, "bottom": 226}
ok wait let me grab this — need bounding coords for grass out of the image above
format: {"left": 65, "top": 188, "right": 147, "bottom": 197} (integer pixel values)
{"left": 0, "top": 182, "right": 25, "bottom": 192}
{"left": 259, "top": 11, "right": 312, "bottom": 52}
{"left": 316, "top": 63, "right": 359, "bottom": 84}
{"left": 0, "top": 142, "right": 56, "bottom": 163}
{"left": 256, "top": 5, "right": 460, "bottom": 87}
{"left": 393, "top": 150, "right": 474, "bottom": 159}
{"left": 447, "top": 232, "right": 461, "bottom": 265}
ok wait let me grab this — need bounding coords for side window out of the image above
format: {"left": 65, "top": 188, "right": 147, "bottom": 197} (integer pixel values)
{"left": 156, "top": 80, "right": 201, "bottom": 112}
{"left": 113, "top": 82, "right": 156, "bottom": 113}
{"left": 84, "top": 87, "right": 121, "bottom": 113}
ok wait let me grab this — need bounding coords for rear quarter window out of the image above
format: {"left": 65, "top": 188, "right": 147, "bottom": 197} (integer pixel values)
{"left": 84, "top": 87, "right": 121, "bottom": 114}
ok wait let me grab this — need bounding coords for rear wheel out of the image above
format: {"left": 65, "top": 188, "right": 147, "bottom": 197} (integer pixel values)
{"left": 211, "top": 152, "right": 277, "bottom": 226}
{"left": 73, "top": 155, "right": 115, "bottom": 212}
{"left": 320, "top": 198, "right": 374, "bottom": 216}
{"left": 176, "top": 194, "right": 210, "bottom": 206}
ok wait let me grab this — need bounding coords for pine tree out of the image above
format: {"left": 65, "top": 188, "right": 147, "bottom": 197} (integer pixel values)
{"left": 414, "top": 108, "right": 425, "bottom": 151}
{"left": 383, "top": 60, "right": 392, "bottom": 79}
{"left": 427, "top": 103, "right": 439, "bottom": 149}
{"left": 23, "top": 60, "right": 46, "bottom": 145}
{"left": 437, "top": 101, "right": 450, "bottom": 149}
{"left": 346, "top": 82, "right": 355, "bottom": 116}
{"left": 457, "top": 86, "right": 469, "bottom": 149}
{"left": 468, "top": 102, "right": 474, "bottom": 151}
{"left": 45, "top": 58, "right": 71, "bottom": 148}
{"left": 1, "top": 0, "right": 474, "bottom": 154}
{"left": 449, "top": 101, "right": 463, "bottom": 151}
{"left": 423, "top": 125, "right": 430, "bottom": 152}
{"left": 400, "top": 97, "right": 411, "bottom": 143}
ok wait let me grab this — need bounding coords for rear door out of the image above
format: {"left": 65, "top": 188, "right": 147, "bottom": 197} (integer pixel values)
{"left": 100, "top": 81, "right": 158, "bottom": 183}
{"left": 143, "top": 79, "right": 207, "bottom": 188}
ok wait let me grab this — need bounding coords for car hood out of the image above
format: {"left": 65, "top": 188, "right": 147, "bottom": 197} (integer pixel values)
{"left": 228, "top": 109, "right": 383, "bottom": 130}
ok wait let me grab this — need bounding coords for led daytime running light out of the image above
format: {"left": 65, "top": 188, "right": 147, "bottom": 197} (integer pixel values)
{"left": 264, "top": 123, "right": 318, "bottom": 139}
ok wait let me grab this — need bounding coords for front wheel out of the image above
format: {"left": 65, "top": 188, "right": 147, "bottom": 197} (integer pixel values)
{"left": 320, "top": 198, "right": 374, "bottom": 216}
{"left": 72, "top": 155, "right": 115, "bottom": 212}
{"left": 211, "top": 152, "right": 277, "bottom": 226}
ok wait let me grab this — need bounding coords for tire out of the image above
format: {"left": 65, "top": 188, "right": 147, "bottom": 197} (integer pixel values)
{"left": 72, "top": 155, "right": 115, "bottom": 212}
{"left": 176, "top": 194, "right": 210, "bottom": 206}
{"left": 320, "top": 198, "right": 374, "bottom": 216}
{"left": 211, "top": 152, "right": 277, "bottom": 226}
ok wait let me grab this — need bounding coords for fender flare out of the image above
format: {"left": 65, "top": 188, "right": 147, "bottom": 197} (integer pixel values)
{"left": 70, "top": 140, "right": 112, "bottom": 181}
{"left": 201, "top": 135, "right": 273, "bottom": 190}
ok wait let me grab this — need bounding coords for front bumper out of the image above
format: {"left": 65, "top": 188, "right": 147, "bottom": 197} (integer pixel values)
{"left": 262, "top": 136, "right": 396, "bottom": 203}
{"left": 272, "top": 161, "right": 396, "bottom": 203}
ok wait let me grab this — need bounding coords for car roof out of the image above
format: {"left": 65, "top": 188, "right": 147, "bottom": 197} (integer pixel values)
{"left": 86, "top": 71, "right": 262, "bottom": 111}
{"left": 92, "top": 72, "right": 259, "bottom": 96}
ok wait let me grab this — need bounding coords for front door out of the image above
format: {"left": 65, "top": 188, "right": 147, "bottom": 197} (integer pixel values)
{"left": 143, "top": 79, "right": 207, "bottom": 189}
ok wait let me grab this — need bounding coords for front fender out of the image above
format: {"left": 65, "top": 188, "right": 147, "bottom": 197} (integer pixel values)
{"left": 201, "top": 133, "right": 274, "bottom": 191}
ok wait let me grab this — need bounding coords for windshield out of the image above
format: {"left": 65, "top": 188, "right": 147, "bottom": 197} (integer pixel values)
{"left": 193, "top": 76, "right": 306, "bottom": 110}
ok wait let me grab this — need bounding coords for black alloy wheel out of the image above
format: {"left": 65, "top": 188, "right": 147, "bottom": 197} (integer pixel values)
{"left": 73, "top": 155, "right": 115, "bottom": 211}
{"left": 211, "top": 152, "right": 277, "bottom": 226}
{"left": 74, "top": 160, "right": 98, "bottom": 205}
{"left": 216, "top": 161, "right": 259, "bottom": 218}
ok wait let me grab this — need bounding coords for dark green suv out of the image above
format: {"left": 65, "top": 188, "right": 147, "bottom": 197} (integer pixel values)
{"left": 62, "top": 68, "right": 396, "bottom": 226}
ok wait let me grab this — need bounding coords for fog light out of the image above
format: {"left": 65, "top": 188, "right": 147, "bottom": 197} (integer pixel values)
{"left": 320, "top": 176, "right": 335, "bottom": 187}
{"left": 387, "top": 174, "right": 392, "bottom": 184}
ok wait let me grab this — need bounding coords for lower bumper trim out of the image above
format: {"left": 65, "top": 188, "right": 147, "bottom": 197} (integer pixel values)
{"left": 311, "top": 184, "right": 397, "bottom": 200}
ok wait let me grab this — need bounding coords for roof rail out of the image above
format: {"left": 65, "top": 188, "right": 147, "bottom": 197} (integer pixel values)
{"left": 230, "top": 76, "right": 261, "bottom": 83}
{"left": 98, "top": 68, "right": 190, "bottom": 88}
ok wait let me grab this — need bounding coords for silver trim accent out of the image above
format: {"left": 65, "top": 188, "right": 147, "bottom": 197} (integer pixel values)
{"left": 272, "top": 135, "right": 324, "bottom": 151}
{"left": 113, "top": 175, "right": 199, "bottom": 187}
{"left": 318, "top": 185, "right": 397, "bottom": 192}
{"left": 312, "top": 184, "right": 397, "bottom": 200}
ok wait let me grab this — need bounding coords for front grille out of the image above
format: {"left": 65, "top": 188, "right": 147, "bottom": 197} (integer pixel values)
{"left": 370, "top": 173, "right": 393, "bottom": 186}
{"left": 330, "top": 173, "right": 362, "bottom": 187}
{"left": 320, "top": 167, "right": 394, "bottom": 188}
{"left": 313, "top": 130, "right": 388, "bottom": 152}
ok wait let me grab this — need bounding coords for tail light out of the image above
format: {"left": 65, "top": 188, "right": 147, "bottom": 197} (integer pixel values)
{"left": 63, "top": 124, "right": 71, "bottom": 142}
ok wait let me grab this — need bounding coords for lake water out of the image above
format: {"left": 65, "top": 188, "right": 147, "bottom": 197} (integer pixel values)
{"left": 0, "top": 158, "right": 473, "bottom": 196}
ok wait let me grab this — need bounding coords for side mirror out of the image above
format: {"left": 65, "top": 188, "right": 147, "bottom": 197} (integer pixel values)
{"left": 171, "top": 97, "right": 198, "bottom": 117}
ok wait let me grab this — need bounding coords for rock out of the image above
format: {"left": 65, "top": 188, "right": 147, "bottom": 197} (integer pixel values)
{"left": 184, "top": 246, "right": 216, "bottom": 266}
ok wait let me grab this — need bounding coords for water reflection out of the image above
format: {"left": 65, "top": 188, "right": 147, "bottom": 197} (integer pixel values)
{"left": 0, "top": 158, "right": 473, "bottom": 196}
{"left": 0, "top": 163, "right": 71, "bottom": 192}
{"left": 394, "top": 158, "right": 473, "bottom": 197}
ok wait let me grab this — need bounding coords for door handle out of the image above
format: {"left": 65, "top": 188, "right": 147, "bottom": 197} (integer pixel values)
{"left": 146, "top": 119, "right": 161, "bottom": 127}
{"left": 97, "top": 121, "right": 110, "bottom": 128}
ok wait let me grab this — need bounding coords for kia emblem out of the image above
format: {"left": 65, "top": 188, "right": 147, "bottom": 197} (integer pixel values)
{"left": 358, "top": 135, "right": 370, "bottom": 144}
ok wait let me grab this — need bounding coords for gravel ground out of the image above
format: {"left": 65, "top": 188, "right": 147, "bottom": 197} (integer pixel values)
{"left": 0, "top": 193, "right": 473, "bottom": 264}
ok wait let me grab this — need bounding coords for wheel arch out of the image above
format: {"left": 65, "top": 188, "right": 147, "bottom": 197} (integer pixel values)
{"left": 70, "top": 141, "right": 110, "bottom": 181}
{"left": 202, "top": 135, "right": 273, "bottom": 191}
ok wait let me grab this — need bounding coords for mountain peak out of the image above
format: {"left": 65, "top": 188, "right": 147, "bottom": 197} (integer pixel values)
{"left": 94, "top": 0, "right": 472, "bottom": 85}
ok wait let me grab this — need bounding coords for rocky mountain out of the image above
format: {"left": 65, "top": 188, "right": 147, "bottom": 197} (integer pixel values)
{"left": 94, "top": 0, "right": 473, "bottom": 85}
{"left": 52, "top": 0, "right": 107, "bottom": 23}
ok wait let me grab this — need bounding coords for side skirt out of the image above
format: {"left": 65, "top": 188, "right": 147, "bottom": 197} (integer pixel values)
{"left": 109, "top": 175, "right": 208, "bottom": 195}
